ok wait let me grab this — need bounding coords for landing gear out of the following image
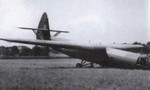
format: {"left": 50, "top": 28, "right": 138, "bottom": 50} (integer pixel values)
{"left": 76, "top": 63, "right": 83, "bottom": 68}
{"left": 89, "top": 63, "right": 94, "bottom": 68}
{"left": 76, "top": 60, "right": 94, "bottom": 68}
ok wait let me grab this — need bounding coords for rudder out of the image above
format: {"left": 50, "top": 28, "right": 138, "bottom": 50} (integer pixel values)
{"left": 36, "top": 12, "right": 51, "bottom": 40}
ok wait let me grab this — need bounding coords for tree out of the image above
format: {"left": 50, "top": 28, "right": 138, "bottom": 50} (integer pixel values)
{"left": 41, "top": 47, "right": 49, "bottom": 56}
{"left": 0, "top": 46, "right": 7, "bottom": 56}
{"left": 147, "top": 42, "right": 150, "bottom": 46}
{"left": 11, "top": 46, "right": 19, "bottom": 56}
{"left": 5, "top": 47, "right": 13, "bottom": 56}
{"left": 145, "top": 41, "right": 150, "bottom": 54}
{"left": 20, "top": 46, "right": 32, "bottom": 56}
{"left": 32, "top": 46, "right": 42, "bottom": 56}
{"left": 133, "top": 41, "right": 141, "bottom": 45}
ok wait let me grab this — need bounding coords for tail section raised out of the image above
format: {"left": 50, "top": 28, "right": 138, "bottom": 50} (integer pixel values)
{"left": 19, "top": 12, "right": 69, "bottom": 40}
{"left": 37, "top": 12, "right": 51, "bottom": 40}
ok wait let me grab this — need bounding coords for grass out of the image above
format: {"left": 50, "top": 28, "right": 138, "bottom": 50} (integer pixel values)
{"left": 0, "top": 59, "right": 149, "bottom": 90}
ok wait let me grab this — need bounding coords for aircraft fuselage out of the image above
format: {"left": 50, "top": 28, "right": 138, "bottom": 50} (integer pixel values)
{"left": 54, "top": 47, "right": 150, "bottom": 69}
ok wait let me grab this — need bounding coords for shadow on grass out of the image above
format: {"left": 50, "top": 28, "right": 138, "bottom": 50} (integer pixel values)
{"left": 19, "top": 67, "right": 150, "bottom": 71}
{"left": 19, "top": 66, "right": 115, "bottom": 70}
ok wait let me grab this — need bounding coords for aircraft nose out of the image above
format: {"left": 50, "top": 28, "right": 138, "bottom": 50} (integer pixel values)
{"left": 137, "top": 56, "right": 150, "bottom": 68}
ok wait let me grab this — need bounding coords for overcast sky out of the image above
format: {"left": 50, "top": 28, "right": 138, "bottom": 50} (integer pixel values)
{"left": 0, "top": 0, "right": 149, "bottom": 46}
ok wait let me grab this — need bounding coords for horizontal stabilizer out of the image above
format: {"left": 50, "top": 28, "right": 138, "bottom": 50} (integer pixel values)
{"left": 18, "top": 27, "right": 69, "bottom": 33}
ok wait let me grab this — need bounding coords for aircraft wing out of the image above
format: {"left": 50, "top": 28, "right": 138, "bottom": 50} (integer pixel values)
{"left": 0, "top": 38, "right": 147, "bottom": 68}
{"left": 0, "top": 38, "right": 143, "bottom": 50}
{"left": 0, "top": 38, "right": 102, "bottom": 50}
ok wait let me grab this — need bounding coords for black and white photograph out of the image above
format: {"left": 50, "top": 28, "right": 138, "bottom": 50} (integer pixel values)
{"left": 0, "top": 0, "right": 150, "bottom": 89}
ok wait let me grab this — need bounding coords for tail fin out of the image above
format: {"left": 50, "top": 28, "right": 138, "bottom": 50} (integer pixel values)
{"left": 36, "top": 12, "right": 51, "bottom": 40}
{"left": 36, "top": 12, "right": 50, "bottom": 56}
{"left": 19, "top": 12, "right": 69, "bottom": 40}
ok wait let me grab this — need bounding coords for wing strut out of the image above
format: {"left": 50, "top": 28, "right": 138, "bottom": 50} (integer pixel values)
{"left": 54, "top": 32, "right": 61, "bottom": 36}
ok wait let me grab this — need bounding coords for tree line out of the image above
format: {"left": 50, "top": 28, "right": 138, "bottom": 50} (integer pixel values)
{"left": 1, "top": 41, "right": 150, "bottom": 57}
{"left": 0, "top": 46, "right": 54, "bottom": 57}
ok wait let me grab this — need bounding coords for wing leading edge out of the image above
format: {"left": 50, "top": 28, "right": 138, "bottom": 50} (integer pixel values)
{"left": 0, "top": 38, "right": 143, "bottom": 50}
{"left": 0, "top": 38, "right": 104, "bottom": 50}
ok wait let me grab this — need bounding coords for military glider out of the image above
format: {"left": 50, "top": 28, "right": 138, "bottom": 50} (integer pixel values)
{"left": 0, "top": 12, "right": 150, "bottom": 69}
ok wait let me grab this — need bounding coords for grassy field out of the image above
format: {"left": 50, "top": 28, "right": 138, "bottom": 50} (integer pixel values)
{"left": 0, "top": 59, "right": 149, "bottom": 90}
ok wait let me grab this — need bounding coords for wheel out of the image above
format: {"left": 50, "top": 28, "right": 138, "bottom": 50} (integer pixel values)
{"left": 76, "top": 63, "right": 83, "bottom": 68}
{"left": 89, "top": 63, "right": 94, "bottom": 68}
